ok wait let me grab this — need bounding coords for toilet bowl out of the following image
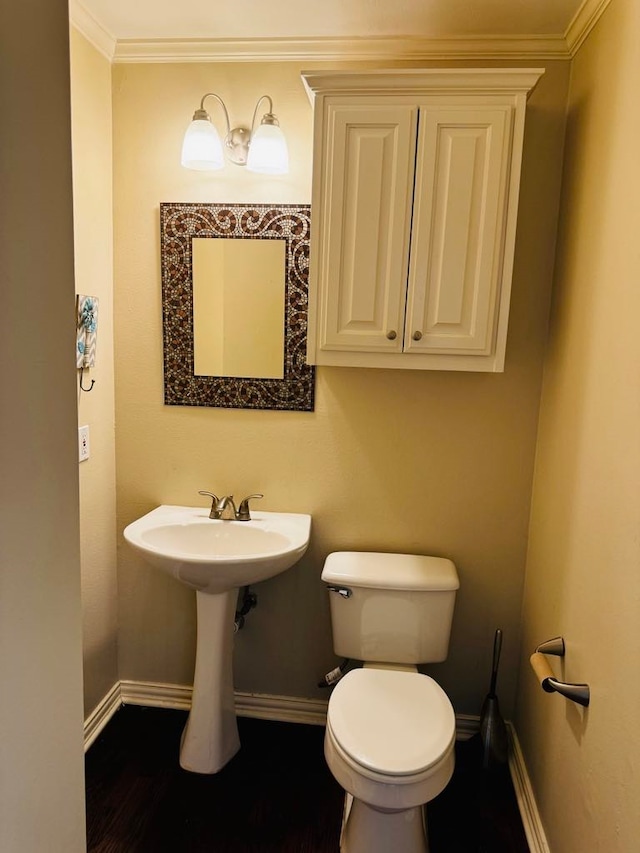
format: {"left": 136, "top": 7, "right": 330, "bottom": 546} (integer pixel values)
{"left": 325, "top": 667, "right": 456, "bottom": 853}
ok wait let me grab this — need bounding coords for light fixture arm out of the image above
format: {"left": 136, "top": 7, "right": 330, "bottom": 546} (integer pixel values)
{"left": 250, "top": 95, "right": 277, "bottom": 132}
{"left": 194, "top": 93, "right": 232, "bottom": 138}
{"left": 195, "top": 93, "right": 251, "bottom": 166}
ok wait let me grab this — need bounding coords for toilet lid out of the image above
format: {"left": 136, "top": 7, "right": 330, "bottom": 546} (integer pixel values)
{"left": 328, "top": 669, "right": 455, "bottom": 777}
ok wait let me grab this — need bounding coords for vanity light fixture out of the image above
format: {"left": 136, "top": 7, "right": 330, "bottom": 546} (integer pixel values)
{"left": 181, "top": 93, "right": 289, "bottom": 175}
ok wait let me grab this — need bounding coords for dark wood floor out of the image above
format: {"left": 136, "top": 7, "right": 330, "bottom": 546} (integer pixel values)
{"left": 85, "top": 706, "right": 529, "bottom": 852}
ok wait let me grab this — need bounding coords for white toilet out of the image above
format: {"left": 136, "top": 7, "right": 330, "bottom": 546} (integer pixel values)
{"left": 321, "top": 551, "right": 460, "bottom": 853}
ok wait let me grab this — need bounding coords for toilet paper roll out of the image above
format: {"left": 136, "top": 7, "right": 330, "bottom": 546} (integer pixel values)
{"left": 530, "top": 652, "right": 556, "bottom": 692}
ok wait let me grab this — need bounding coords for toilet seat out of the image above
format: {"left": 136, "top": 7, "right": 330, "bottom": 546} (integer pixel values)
{"left": 327, "top": 668, "right": 456, "bottom": 779}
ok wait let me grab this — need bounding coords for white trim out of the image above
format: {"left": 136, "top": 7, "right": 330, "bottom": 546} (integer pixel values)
{"left": 114, "top": 679, "right": 480, "bottom": 735}
{"left": 565, "top": 0, "right": 612, "bottom": 56}
{"left": 301, "top": 68, "right": 545, "bottom": 97}
{"left": 119, "top": 679, "right": 328, "bottom": 724}
{"left": 112, "top": 35, "right": 569, "bottom": 64}
{"left": 507, "top": 723, "right": 550, "bottom": 853}
{"left": 236, "top": 690, "right": 329, "bottom": 725}
{"left": 119, "top": 679, "right": 192, "bottom": 710}
{"left": 454, "top": 713, "right": 480, "bottom": 741}
{"left": 83, "top": 682, "right": 122, "bottom": 752}
{"left": 68, "top": 0, "right": 116, "bottom": 61}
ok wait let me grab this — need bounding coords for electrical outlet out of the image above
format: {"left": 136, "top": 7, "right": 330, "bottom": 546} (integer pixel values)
{"left": 78, "top": 425, "right": 90, "bottom": 462}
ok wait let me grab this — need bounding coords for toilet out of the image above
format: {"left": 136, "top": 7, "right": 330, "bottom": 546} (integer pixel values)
{"left": 321, "top": 551, "right": 460, "bottom": 853}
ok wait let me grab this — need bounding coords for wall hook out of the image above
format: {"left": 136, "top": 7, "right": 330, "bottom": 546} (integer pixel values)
{"left": 79, "top": 368, "right": 95, "bottom": 392}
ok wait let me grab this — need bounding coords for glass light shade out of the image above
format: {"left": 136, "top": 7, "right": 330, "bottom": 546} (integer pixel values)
{"left": 246, "top": 123, "right": 289, "bottom": 175}
{"left": 181, "top": 118, "right": 224, "bottom": 171}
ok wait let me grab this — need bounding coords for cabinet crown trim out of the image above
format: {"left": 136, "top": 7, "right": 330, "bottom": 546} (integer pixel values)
{"left": 302, "top": 68, "right": 544, "bottom": 102}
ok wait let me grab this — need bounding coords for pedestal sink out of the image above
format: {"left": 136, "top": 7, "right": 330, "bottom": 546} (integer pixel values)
{"left": 123, "top": 505, "right": 311, "bottom": 773}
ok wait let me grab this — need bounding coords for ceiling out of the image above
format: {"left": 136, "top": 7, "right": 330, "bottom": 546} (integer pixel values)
{"left": 70, "top": 0, "right": 607, "bottom": 60}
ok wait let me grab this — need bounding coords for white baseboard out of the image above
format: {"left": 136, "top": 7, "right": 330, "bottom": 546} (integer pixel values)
{"left": 83, "top": 681, "right": 122, "bottom": 752}
{"left": 454, "top": 713, "right": 480, "bottom": 741}
{"left": 119, "top": 679, "right": 329, "bottom": 725}
{"left": 508, "top": 723, "right": 550, "bottom": 853}
{"left": 119, "top": 679, "right": 192, "bottom": 711}
{"left": 235, "top": 690, "right": 329, "bottom": 725}
{"left": 117, "top": 679, "right": 482, "bottom": 734}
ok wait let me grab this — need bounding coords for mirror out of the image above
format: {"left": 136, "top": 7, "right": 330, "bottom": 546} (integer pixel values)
{"left": 192, "top": 238, "right": 285, "bottom": 379}
{"left": 160, "top": 202, "right": 314, "bottom": 411}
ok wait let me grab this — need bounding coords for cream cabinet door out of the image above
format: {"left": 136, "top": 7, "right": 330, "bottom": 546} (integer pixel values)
{"left": 316, "top": 104, "right": 417, "bottom": 352}
{"left": 404, "top": 106, "right": 512, "bottom": 358}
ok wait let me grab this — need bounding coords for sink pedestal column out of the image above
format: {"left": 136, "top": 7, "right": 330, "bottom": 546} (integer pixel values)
{"left": 179, "top": 589, "right": 240, "bottom": 774}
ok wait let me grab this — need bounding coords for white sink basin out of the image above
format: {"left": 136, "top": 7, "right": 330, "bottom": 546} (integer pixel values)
{"left": 123, "top": 505, "right": 311, "bottom": 594}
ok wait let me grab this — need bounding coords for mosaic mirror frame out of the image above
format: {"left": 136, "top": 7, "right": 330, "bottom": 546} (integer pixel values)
{"left": 160, "top": 202, "right": 315, "bottom": 411}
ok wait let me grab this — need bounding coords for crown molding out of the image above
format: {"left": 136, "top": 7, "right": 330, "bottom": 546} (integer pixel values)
{"left": 69, "top": 0, "right": 116, "bottom": 60}
{"left": 565, "top": 0, "right": 612, "bottom": 56}
{"left": 70, "top": 0, "right": 612, "bottom": 66}
{"left": 112, "top": 34, "right": 570, "bottom": 63}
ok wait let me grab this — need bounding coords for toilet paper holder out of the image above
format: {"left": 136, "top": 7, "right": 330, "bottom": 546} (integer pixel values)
{"left": 529, "top": 636, "right": 590, "bottom": 707}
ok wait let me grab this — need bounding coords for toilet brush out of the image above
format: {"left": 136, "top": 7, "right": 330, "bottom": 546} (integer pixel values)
{"left": 479, "top": 628, "right": 508, "bottom": 769}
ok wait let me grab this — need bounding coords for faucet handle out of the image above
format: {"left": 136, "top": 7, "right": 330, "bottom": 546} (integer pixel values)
{"left": 198, "top": 490, "right": 219, "bottom": 519}
{"left": 237, "top": 493, "right": 263, "bottom": 521}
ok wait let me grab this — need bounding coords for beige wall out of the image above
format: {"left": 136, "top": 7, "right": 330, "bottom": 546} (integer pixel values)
{"left": 516, "top": 0, "right": 640, "bottom": 848}
{"left": 113, "top": 60, "right": 569, "bottom": 717}
{"left": 0, "top": 1, "right": 86, "bottom": 850}
{"left": 70, "top": 28, "right": 119, "bottom": 717}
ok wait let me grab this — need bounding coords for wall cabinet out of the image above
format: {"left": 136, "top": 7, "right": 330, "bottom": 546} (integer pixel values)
{"left": 302, "top": 69, "right": 543, "bottom": 372}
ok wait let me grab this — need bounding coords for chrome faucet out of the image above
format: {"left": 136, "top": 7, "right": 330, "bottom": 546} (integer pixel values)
{"left": 198, "top": 491, "right": 263, "bottom": 521}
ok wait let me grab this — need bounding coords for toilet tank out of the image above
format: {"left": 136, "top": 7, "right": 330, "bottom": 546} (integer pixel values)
{"left": 322, "top": 552, "right": 459, "bottom": 664}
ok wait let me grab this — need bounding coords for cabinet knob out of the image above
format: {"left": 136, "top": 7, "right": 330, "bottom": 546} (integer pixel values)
{"left": 386, "top": 330, "right": 397, "bottom": 340}
{"left": 412, "top": 331, "right": 423, "bottom": 341}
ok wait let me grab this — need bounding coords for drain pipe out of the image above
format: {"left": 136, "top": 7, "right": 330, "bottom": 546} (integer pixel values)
{"left": 234, "top": 586, "right": 257, "bottom": 632}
